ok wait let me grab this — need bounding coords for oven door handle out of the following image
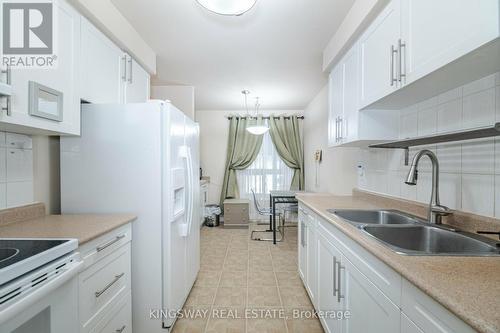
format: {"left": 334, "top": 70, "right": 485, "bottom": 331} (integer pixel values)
{"left": 0, "top": 260, "right": 83, "bottom": 325}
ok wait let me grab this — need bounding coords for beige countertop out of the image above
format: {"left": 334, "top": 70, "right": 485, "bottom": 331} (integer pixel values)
{"left": 296, "top": 192, "right": 500, "bottom": 333}
{"left": 0, "top": 212, "right": 136, "bottom": 245}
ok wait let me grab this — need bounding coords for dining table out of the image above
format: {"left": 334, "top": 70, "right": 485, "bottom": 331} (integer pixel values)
{"left": 269, "top": 190, "right": 301, "bottom": 244}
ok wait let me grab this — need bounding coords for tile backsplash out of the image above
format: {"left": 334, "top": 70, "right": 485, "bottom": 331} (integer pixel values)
{"left": 359, "top": 72, "right": 500, "bottom": 218}
{"left": 0, "top": 132, "right": 34, "bottom": 209}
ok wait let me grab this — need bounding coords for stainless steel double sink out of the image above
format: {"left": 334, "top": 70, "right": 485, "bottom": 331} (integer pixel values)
{"left": 327, "top": 209, "right": 500, "bottom": 256}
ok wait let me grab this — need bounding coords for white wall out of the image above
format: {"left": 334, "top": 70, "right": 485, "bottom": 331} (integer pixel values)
{"left": 151, "top": 86, "right": 195, "bottom": 120}
{"left": 303, "top": 85, "right": 358, "bottom": 194}
{"left": 359, "top": 72, "right": 500, "bottom": 218}
{"left": 195, "top": 109, "right": 302, "bottom": 205}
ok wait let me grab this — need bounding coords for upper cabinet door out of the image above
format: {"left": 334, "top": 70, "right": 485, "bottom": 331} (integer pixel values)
{"left": 123, "top": 56, "right": 150, "bottom": 103}
{"left": 80, "top": 18, "right": 125, "bottom": 104}
{"left": 328, "top": 63, "right": 344, "bottom": 147}
{"left": 4, "top": 0, "right": 81, "bottom": 135}
{"left": 359, "top": 0, "right": 400, "bottom": 109}
{"left": 342, "top": 45, "right": 359, "bottom": 144}
{"left": 401, "top": 0, "right": 500, "bottom": 85}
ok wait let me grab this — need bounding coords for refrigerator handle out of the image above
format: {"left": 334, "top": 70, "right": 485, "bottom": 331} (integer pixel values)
{"left": 179, "top": 145, "right": 194, "bottom": 237}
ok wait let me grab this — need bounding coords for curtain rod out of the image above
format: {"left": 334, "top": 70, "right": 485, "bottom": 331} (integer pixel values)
{"left": 226, "top": 115, "right": 304, "bottom": 120}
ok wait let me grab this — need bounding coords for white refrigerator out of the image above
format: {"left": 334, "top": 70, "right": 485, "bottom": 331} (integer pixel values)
{"left": 60, "top": 100, "right": 200, "bottom": 332}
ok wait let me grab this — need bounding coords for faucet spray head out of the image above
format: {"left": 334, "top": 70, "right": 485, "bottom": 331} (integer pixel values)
{"left": 405, "top": 165, "right": 418, "bottom": 185}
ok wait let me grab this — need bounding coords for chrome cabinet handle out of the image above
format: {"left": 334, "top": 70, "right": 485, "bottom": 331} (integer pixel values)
{"left": 2, "top": 98, "right": 11, "bottom": 116}
{"left": 339, "top": 117, "right": 344, "bottom": 140}
{"left": 335, "top": 117, "right": 340, "bottom": 142}
{"left": 1, "top": 65, "right": 11, "bottom": 85}
{"left": 1, "top": 65, "right": 12, "bottom": 116}
{"left": 398, "top": 39, "right": 406, "bottom": 82}
{"left": 303, "top": 224, "right": 307, "bottom": 247}
{"left": 333, "top": 256, "right": 337, "bottom": 296}
{"left": 337, "top": 261, "right": 344, "bottom": 302}
{"left": 96, "top": 234, "right": 126, "bottom": 252}
{"left": 127, "top": 56, "right": 133, "bottom": 84}
{"left": 95, "top": 272, "right": 125, "bottom": 298}
{"left": 390, "top": 45, "right": 398, "bottom": 86}
{"left": 121, "top": 55, "right": 127, "bottom": 82}
{"left": 116, "top": 325, "right": 126, "bottom": 333}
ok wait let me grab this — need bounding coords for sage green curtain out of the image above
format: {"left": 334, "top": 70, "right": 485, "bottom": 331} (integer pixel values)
{"left": 219, "top": 116, "right": 265, "bottom": 206}
{"left": 269, "top": 116, "right": 304, "bottom": 190}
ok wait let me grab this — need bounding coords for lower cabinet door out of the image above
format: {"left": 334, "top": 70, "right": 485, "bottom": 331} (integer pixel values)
{"left": 305, "top": 214, "right": 317, "bottom": 305}
{"left": 298, "top": 208, "right": 307, "bottom": 281}
{"left": 342, "top": 256, "right": 400, "bottom": 333}
{"left": 317, "top": 234, "right": 343, "bottom": 333}
{"left": 401, "top": 313, "right": 424, "bottom": 333}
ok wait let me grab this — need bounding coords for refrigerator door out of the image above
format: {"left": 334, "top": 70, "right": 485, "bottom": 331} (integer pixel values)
{"left": 162, "top": 104, "right": 188, "bottom": 330}
{"left": 185, "top": 119, "right": 200, "bottom": 290}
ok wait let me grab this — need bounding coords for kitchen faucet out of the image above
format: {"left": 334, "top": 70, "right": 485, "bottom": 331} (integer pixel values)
{"left": 405, "top": 149, "right": 451, "bottom": 224}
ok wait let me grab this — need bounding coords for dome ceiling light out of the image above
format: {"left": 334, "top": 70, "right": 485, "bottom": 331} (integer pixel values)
{"left": 195, "top": 0, "right": 257, "bottom": 16}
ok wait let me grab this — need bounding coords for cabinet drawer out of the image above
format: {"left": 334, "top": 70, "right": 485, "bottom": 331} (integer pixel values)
{"left": 318, "top": 220, "right": 402, "bottom": 305}
{"left": 90, "top": 292, "right": 132, "bottom": 333}
{"left": 79, "top": 243, "right": 131, "bottom": 330}
{"left": 79, "top": 223, "right": 131, "bottom": 269}
{"left": 401, "top": 279, "right": 475, "bottom": 333}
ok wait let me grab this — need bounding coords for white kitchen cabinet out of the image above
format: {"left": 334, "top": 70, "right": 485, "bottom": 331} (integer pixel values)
{"left": 358, "top": 0, "right": 401, "bottom": 108}
{"left": 298, "top": 207, "right": 308, "bottom": 281}
{"left": 305, "top": 212, "right": 317, "bottom": 306}
{"left": 93, "top": 293, "right": 132, "bottom": 333}
{"left": 317, "top": 233, "right": 343, "bottom": 333}
{"left": 2, "top": 0, "right": 81, "bottom": 135}
{"left": 400, "top": 0, "right": 499, "bottom": 87}
{"left": 328, "top": 44, "right": 399, "bottom": 147}
{"left": 401, "top": 313, "right": 423, "bottom": 333}
{"left": 81, "top": 23, "right": 149, "bottom": 105}
{"left": 342, "top": 256, "right": 400, "bottom": 333}
{"left": 299, "top": 203, "right": 473, "bottom": 333}
{"left": 80, "top": 18, "right": 125, "bottom": 104}
{"left": 78, "top": 223, "right": 132, "bottom": 333}
{"left": 343, "top": 46, "right": 359, "bottom": 144}
{"left": 123, "top": 55, "right": 150, "bottom": 103}
{"left": 401, "top": 279, "right": 476, "bottom": 333}
{"left": 328, "top": 62, "right": 344, "bottom": 146}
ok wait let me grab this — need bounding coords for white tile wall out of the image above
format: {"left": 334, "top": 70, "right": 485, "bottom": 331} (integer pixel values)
{"left": 359, "top": 72, "right": 500, "bottom": 217}
{"left": 0, "top": 132, "right": 33, "bottom": 209}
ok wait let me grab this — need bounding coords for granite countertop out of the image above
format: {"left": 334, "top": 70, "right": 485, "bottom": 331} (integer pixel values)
{"left": 0, "top": 203, "right": 136, "bottom": 245}
{"left": 296, "top": 192, "right": 500, "bottom": 333}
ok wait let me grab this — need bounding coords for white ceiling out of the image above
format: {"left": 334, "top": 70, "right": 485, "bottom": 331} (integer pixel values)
{"left": 112, "top": 0, "right": 355, "bottom": 110}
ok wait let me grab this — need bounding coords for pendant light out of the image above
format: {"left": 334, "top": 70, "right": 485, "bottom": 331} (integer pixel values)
{"left": 195, "top": 0, "right": 257, "bottom": 16}
{"left": 242, "top": 90, "right": 269, "bottom": 135}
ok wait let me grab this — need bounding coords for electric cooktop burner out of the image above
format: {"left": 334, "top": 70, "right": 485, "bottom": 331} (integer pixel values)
{"left": 0, "top": 239, "right": 78, "bottom": 286}
{"left": 0, "top": 239, "right": 68, "bottom": 269}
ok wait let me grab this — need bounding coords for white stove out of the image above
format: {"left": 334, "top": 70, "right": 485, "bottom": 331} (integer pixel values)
{"left": 0, "top": 239, "right": 82, "bottom": 333}
{"left": 0, "top": 238, "right": 78, "bottom": 286}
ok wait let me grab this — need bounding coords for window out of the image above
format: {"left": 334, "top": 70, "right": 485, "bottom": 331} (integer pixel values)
{"left": 237, "top": 129, "right": 293, "bottom": 220}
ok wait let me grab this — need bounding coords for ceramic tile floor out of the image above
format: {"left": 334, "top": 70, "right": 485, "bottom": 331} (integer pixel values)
{"left": 172, "top": 223, "right": 324, "bottom": 333}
